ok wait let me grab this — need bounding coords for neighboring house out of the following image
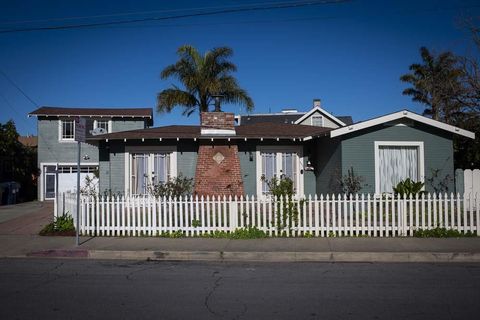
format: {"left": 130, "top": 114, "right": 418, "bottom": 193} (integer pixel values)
{"left": 28, "top": 106, "right": 153, "bottom": 201}
{"left": 86, "top": 100, "right": 474, "bottom": 198}
{"left": 18, "top": 135, "right": 38, "bottom": 149}
{"left": 30, "top": 100, "right": 476, "bottom": 200}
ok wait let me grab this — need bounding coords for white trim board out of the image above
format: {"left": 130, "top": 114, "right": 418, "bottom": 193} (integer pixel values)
{"left": 330, "top": 110, "right": 475, "bottom": 139}
{"left": 294, "top": 106, "right": 346, "bottom": 126}
{"left": 374, "top": 141, "right": 425, "bottom": 194}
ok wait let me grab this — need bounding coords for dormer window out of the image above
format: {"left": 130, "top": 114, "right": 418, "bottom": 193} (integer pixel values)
{"left": 311, "top": 115, "right": 323, "bottom": 127}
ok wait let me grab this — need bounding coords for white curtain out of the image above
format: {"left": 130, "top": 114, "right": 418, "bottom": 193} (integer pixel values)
{"left": 262, "top": 152, "right": 276, "bottom": 194}
{"left": 132, "top": 154, "right": 148, "bottom": 194}
{"left": 379, "top": 146, "right": 419, "bottom": 193}
{"left": 153, "top": 153, "right": 170, "bottom": 184}
{"left": 282, "top": 152, "right": 297, "bottom": 192}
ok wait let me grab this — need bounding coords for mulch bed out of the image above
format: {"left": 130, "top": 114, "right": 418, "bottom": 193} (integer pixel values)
{"left": 39, "top": 230, "right": 76, "bottom": 236}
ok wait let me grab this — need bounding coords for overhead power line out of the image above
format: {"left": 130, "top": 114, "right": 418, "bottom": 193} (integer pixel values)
{"left": 0, "top": 70, "right": 39, "bottom": 107}
{"left": 0, "top": 0, "right": 350, "bottom": 34}
{"left": 0, "top": 0, "right": 336, "bottom": 25}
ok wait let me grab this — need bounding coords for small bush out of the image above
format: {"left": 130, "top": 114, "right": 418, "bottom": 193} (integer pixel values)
{"left": 148, "top": 174, "right": 194, "bottom": 198}
{"left": 197, "top": 227, "right": 267, "bottom": 239}
{"left": 39, "top": 214, "right": 75, "bottom": 236}
{"left": 339, "top": 167, "right": 365, "bottom": 194}
{"left": 229, "top": 227, "right": 267, "bottom": 239}
{"left": 393, "top": 178, "right": 424, "bottom": 198}
{"left": 414, "top": 227, "right": 476, "bottom": 238}
{"left": 158, "top": 230, "right": 185, "bottom": 238}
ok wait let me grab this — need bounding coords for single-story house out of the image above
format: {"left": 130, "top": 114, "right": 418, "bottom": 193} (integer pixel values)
{"left": 82, "top": 101, "right": 475, "bottom": 197}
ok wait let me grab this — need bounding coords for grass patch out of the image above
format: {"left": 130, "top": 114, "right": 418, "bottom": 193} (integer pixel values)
{"left": 157, "top": 227, "right": 268, "bottom": 239}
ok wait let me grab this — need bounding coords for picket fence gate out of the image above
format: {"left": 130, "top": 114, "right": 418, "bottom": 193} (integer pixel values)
{"left": 55, "top": 192, "right": 480, "bottom": 237}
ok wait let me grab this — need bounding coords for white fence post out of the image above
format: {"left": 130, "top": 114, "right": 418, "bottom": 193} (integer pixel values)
{"left": 229, "top": 198, "right": 238, "bottom": 231}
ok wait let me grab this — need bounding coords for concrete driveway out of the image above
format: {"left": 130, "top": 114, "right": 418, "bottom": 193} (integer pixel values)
{"left": 0, "top": 201, "right": 53, "bottom": 235}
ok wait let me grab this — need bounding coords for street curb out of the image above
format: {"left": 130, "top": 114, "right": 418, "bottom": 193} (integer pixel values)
{"left": 86, "top": 250, "right": 480, "bottom": 263}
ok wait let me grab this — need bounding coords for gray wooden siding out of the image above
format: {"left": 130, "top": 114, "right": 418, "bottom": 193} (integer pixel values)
{"left": 313, "top": 137, "right": 342, "bottom": 195}
{"left": 37, "top": 118, "right": 99, "bottom": 164}
{"left": 238, "top": 142, "right": 256, "bottom": 196}
{"left": 111, "top": 119, "right": 148, "bottom": 132}
{"left": 341, "top": 123, "right": 454, "bottom": 194}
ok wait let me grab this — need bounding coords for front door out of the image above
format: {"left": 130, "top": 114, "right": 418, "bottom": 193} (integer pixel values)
{"left": 44, "top": 166, "right": 56, "bottom": 200}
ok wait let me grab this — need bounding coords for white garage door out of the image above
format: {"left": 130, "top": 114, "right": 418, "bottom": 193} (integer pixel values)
{"left": 57, "top": 166, "right": 98, "bottom": 194}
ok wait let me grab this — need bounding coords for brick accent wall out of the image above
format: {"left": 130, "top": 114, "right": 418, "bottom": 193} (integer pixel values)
{"left": 194, "top": 142, "right": 245, "bottom": 197}
{"left": 200, "top": 112, "right": 235, "bottom": 130}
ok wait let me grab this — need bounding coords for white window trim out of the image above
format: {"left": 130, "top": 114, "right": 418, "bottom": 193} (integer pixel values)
{"left": 93, "top": 119, "right": 113, "bottom": 133}
{"left": 256, "top": 145, "right": 304, "bottom": 197}
{"left": 58, "top": 119, "right": 75, "bottom": 143}
{"left": 310, "top": 115, "right": 324, "bottom": 127}
{"left": 374, "top": 141, "right": 425, "bottom": 194}
{"left": 124, "top": 146, "right": 177, "bottom": 195}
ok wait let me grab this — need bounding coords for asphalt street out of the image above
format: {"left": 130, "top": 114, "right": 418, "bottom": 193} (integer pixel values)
{"left": 0, "top": 258, "right": 479, "bottom": 320}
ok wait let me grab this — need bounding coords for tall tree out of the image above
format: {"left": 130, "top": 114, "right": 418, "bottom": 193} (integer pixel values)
{"left": 157, "top": 45, "right": 254, "bottom": 116}
{"left": 400, "top": 47, "right": 464, "bottom": 123}
{"left": 0, "top": 120, "right": 38, "bottom": 202}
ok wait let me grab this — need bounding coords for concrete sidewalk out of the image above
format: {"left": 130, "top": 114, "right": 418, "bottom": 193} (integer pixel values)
{"left": 1, "top": 234, "right": 480, "bottom": 263}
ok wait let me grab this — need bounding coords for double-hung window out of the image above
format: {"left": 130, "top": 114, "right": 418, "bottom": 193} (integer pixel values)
{"left": 257, "top": 146, "right": 303, "bottom": 196}
{"left": 60, "top": 120, "right": 75, "bottom": 141}
{"left": 375, "top": 141, "right": 424, "bottom": 194}
{"left": 126, "top": 147, "right": 177, "bottom": 195}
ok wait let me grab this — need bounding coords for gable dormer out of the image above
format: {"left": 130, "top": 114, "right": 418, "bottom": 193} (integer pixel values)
{"left": 294, "top": 99, "right": 347, "bottom": 129}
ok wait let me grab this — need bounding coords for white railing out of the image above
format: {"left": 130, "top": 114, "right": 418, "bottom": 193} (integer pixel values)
{"left": 57, "top": 193, "right": 480, "bottom": 237}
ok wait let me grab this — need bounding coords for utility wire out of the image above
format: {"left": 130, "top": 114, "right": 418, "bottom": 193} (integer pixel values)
{"left": 0, "top": 0, "right": 327, "bottom": 25}
{"left": 0, "top": 69, "right": 60, "bottom": 162}
{"left": 0, "top": 70, "right": 39, "bottom": 107}
{"left": 0, "top": 0, "right": 350, "bottom": 34}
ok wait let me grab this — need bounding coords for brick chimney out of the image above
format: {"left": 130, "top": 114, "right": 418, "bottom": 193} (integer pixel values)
{"left": 200, "top": 112, "right": 236, "bottom": 135}
{"left": 313, "top": 98, "right": 321, "bottom": 108}
{"left": 194, "top": 112, "right": 244, "bottom": 197}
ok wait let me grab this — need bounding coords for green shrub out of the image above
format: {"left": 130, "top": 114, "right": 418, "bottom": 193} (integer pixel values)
{"left": 39, "top": 214, "right": 75, "bottom": 235}
{"left": 198, "top": 227, "right": 267, "bottom": 239}
{"left": 229, "top": 227, "right": 267, "bottom": 239}
{"left": 148, "top": 174, "right": 194, "bottom": 198}
{"left": 158, "top": 230, "right": 185, "bottom": 238}
{"left": 414, "top": 227, "right": 476, "bottom": 238}
{"left": 393, "top": 178, "right": 424, "bottom": 198}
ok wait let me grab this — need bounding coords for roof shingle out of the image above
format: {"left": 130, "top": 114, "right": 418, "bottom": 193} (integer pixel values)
{"left": 88, "top": 122, "right": 331, "bottom": 141}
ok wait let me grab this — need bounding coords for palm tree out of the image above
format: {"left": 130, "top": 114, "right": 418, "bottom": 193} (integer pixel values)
{"left": 157, "top": 45, "right": 254, "bottom": 116}
{"left": 400, "top": 47, "right": 463, "bottom": 122}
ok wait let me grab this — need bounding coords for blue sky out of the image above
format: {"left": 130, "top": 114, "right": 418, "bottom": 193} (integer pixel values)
{"left": 0, "top": 0, "right": 479, "bottom": 135}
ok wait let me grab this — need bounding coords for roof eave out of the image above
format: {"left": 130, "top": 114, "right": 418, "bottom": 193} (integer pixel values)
{"left": 330, "top": 110, "right": 476, "bottom": 139}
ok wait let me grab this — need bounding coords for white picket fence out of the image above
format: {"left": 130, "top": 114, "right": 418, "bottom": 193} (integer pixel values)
{"left": 56, "top": 193, "right": 480, "bottom": 237}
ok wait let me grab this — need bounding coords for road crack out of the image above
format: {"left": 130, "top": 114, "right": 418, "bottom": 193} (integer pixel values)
{"left": 204, "top": 271, "right": 223, "bottom": 317}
